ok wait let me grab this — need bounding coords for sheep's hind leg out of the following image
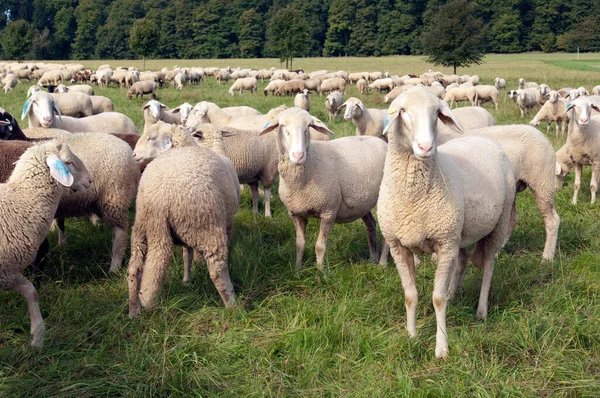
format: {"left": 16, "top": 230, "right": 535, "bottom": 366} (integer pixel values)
{"left": 56, "top": 218, "right": 67, "bottom": 246}
{"left": 292, "top": 216, "right": 307, "bottom": 270}
{"left": 264, "top": 187, "right": 272, "bottom": 217}
{"left": 590, "top": 165, "right": 599, "bottom": 204}
{"left": 447, "top": 248, "right": 468, "bottom": 300}
{"left": 182, "top": 246, "right": 193, "bottom": 282}
{"left": 315, "top": 219, "right": 334, "bottom": 271}
{"left": 109, "top": 225, "right": 128, "bottom": 273}
{"left": 249, "top": 182, "right": 260, "bottom": 215}
{"left": 361, "top": 212, "right": 379, "bottom": 263}
{"left": 204, "top": 242, "right": 236, "bottom": 308}
{"left": 12, "top": 275, "right": 45, "bottom": 349}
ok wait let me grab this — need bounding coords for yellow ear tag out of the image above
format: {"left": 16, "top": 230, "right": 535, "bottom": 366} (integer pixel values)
{"left": 314, "top": 118, "right": 322, "bottom": 124}
{"left": 388, "top": 108, "right": 397, "bottom": 115}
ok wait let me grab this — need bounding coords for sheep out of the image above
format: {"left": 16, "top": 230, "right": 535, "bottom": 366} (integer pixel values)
{"left": 276, "top": 80, "right": 305, "bottom": 96}
{"left": 379, "top": 88, "right": 516, "bottom": 358}
{"left": 171, "top": 102, "right": 194, "bottom": 124}
{"left": 3, "top": 74, "right": 18, "bottom": 93}
{"left": 142, "top": 100, "right": 181, "bottom": 133}
{"left": 13, "top": 68, "right": 31, "bottom": 81}
{"left": 535, "top": 83, "right": 552, "bottom": 105}
{"left": 509, "top": 89, "right": 538, "bottom": 117}
{"left": 294, "top": 89, "right": 311, "bottom": 112}
{"left": 320, "top": 77, "right": 346, "bottom": 96}
{"left": 24, "top": 91, "right": 138, "bottom": 135}
{"left": 554, "top": 142, "right": 578, "bottom": 190}
{"left": 384, "top": 86, "right": 411, "bottom": 103}
{"left": 357, "top": 78, "right": 367, "bottom": 94}
{"left": 529, "top": 91, "right": 568, "bottom": 136}
{"left": 215, "top": 70, "right": 232, "bottom": 85}
{"left": 222, "top": 106, "right": 261, "bottom": 117}
{"left": 54, "top": 83, "right": 94, "bottom": 96}
{"left": 368, "top": 78, "right": 394, "bottom": 93}
{"left": 90, "top": 96, "right": 114, "bottom": 114}
{"left": 229, "top": 77, "right": 257, "bottom": 96}
{"left": 593, "top": 85, "right": 600, "bottom": 96}
{"left": 50, "top": 91, "right": 94, "bottom": 118}
{"left": 38, "top": 70, "right": 63, "bottom": 86}
{"left": 128, "top": 127, "right": 240, "bottom": 316}
{"left": 325, "top": 91, "right": 343, "bottom": 121}
{"left": 563, "top": 97, "right": 600, "bottom": 204}
{"left": 437, "top": 121, "right": 560, "bottom": 262}
{"left": 348, "top": 72, "right": 367, "bottom": 83}
{"left": 338, "top": 97, "right": 387, "bottom": 140}
{"left": 436, "top": 106, "right": 495, "bottom": 136}
{"left": 173, "top": 72, "right": 186, "bottom": 90}
{"left": 518, "top": 78, "right": 538, "bottom": 89}
{"left": 126, "top": 81, "right": 158, "bottom": 100}
{"left": 303, "top": 78, "right": 322, "bottom": 94}
{"left": 368, "top": 71, "right": 383, "bottom": 82}
{"left": 126, "top": 71, "right": 140, "bottom": 87}
{"left": 443, "top": 84, "right": 476, "bottom": 107}
{"left": 494, "top": 77, "right": 506, "bottom": 90}
{"left": 260, "top": 108, "right": 387, "bottom": 269}
{"left": 1, "top": 142, "right": 91, "bottom": 348}
{"left": 474, "top": 85, "right": 499, "bottom": 110}
{"left": 110, "top": 70, "right": 128, "bottom": 87}
{"left": 422, "top": 84, "right": 445, "bottom": 99}
{"left": 263, "top": 79, "right": 286, "bottom": 96}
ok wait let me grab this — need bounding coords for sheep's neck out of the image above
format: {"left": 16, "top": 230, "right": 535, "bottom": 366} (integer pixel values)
{"left": 278, "top": 153, "right": 308, "bottom": 189}
{"left": 352, "top": 111, "right": 374, "bottom": 135}
{"left": 208, "top": 105, "right": 233, "bottom": 126}
{"left": 388, "top": 143, "right": 440, "bottom": 199}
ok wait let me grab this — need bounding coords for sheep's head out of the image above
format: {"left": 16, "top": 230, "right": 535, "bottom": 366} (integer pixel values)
{"left": 172, "top": 102, "right": 193, "bottom": 125}
{"left": 537, "top": 84, "right": 550, "bottom": 98}
{"left": 22, "top": 91, "right": 61, "bottom": 127}
{"left": 55, "top": 84, "right": 69, "bottom": 94}
{"left": 564, "top": 97, "right": 600, "bottom": 128}
{"left": 548, "top": 90, "right": 560, "bottom": 103}
{"left": 142, "top": 100, "right": 167, "bottom": 122}
{"left": 191, "top": 102, "right": 212, "bottom": 124}
{"left": 518, "top": 78, "right": 525, "bottom": 86}
{"left": 26, "top": 85, "right": 41, "bottom": 99}
{"left": 259, "top": 107, "right": 334, "bottom": 166}
{"left": 0, "top": 108, "right": 19, "bottom": 139}
{"left": 383, "top": 88, "right": 463, "bottom": 160}
{"left": 133, "top": 122, "right": 177, "bottom": 163}
{"left": 338, "top": 97, "right": 365, "bottom": 120}
{"left": 38, "top": 142, "right": 92, "bottom": 192}
{"left": 508, "top": 90, "right": 518, "bottom": 102}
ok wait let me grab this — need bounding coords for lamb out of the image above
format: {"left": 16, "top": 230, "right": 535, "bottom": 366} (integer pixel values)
{"left": 24, "top": 91, "right": 138, "bottom": 135}
{"left": 378, "top": 88, "right": 516, "bottom": 358}
{"left": 90, "top": 96, "right": 114, "bottom": 114}
{"left": 357, "top": 78, "right": 367, "bottom": 94}
{"left": 128, "top": 126, "right": 239, "bottom": 316}
{"left": 320, "top": 77, "right": 346, "bottom": 95}
{"left": 338, "top": 97, "right": 387, "bottom": 140}
{"left": 474, "top": 85, "right": 499, "bottom": 110}
{"left": 494, "top": 77, "right": 506, "bottom": 90}
{"left": 1, "top": 142, "right": 91, "bottom": 348}
{"left": 294, "top": 89, "right": 311, "bottom": 112}
{"left": 443, "top": 85, "right": 476, "bottom": 107}
{"left": 263, "top": 79, "right": 286, "bottom": 96}
{"left": 325, "top": 91, "right": 343, "bottom": 121}
{"left": 509, "top": 89, "right": 538, "bottom": 117}
{"left": 54, "top": 84, "right": 94, "bottom": 96}
{"left": 228, "top": 77, "right": 257, "bottom": 96}
{"left": 3, "top": 74, "right": 18, "bottom": 93}
{"left": 562, "top": 97, "right": 600, "bottom": 204}
{"left": 260, "top": 108, "right": 388, "bottom": 269}
{"left": 518, "top": 78, "right": 538, "bottom": 89}
{"left": 126, "top": 81, "right": 158, "bottom": 100}
{"left": 529, "top": 91, "right": 568, "bottom": 136}
{"left": 38, "top": 70, "right": 63, "bottom": 86}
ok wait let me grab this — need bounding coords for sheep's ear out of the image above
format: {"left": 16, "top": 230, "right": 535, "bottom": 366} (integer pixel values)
{"left": 260, "top": 118, "right": 280, "bottom": 135}
{"left": 565, "top": 93, "right": 571, "bottom": 100}
{"left": 142, "top": 103, "right": 151, "bottom": 111}
{"left": 438, "top": 100, "right": 464, "bottom": 134}
{"left": 160, "top": 104, "right": 168, "bottom": 110}
{"left": 53, "top": 102, "right": 62, "bottom": 121}
{"left": 0, "top": 120, "right": 9, "bottom": 126}
{"left": 21, "top": 100, "right": 31, "bottom": 120}
{"left": 310, "top": 117, "right": 334, "bottom": 136}
{"left": 563, "top": 102, "right": 575, "bottom": 116}
{"left": 171, "top": 107, "right": 181, "bottom": 114}
{"left": 156, "top": 135, "right": 173, "bottom": 152}
{"left": 337, "top": 101, "right": 347, "bottom": 111}
{"left": 555, "top": 162, "right": 561, "bottom": 176}
{"left": 382, "top": 108, "right": 400, "bottom": 136}
{"left": 591, "top": 102, "right": 600, "bottom": 113}
{"left": 46, "top": 153, "right": 74, "bottom": 187}
{"left": 221, "top": 130, "right": 236, "bottom": 137}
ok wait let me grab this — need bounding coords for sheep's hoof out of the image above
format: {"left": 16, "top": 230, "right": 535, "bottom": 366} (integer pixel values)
{"left": 435, "top": 345, "right": 449, "bottom": 359}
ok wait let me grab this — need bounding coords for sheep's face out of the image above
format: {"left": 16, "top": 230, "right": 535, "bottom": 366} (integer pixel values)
{"left": 55, "top": 84, "right": 68, "bottom": 94}
{"left": 508, "top": 90, "right": 518, "bottom": 102}
{"left": 260, "top": 108, "right": 334, "bottom": 166}
{"left": 173, "top": 103, "right": 193, "bottom": 124}
{"left": 47, "top": 143, "right": 92, "bottom": 192}
{"left": 538, "top": 84, "right": 550, "bottom": 97}
{"left": 340, "top": 98, "right": 364, "bottom": 120}
{"left": 191, "top": 102, "right": 211, "bottom": 124}
{"left": 383, "top": 88, "right": 463, "bottom": 160}
{"left": 548, "top": 91, "right": 560, "bottom": 103}
{"left": 518, "top": 78, "right": 525, "bottom": 86}
{"left": 24, "top": 92, "right": 61, "bottom": 127}
{"left": 142, "top": 100, "right": 166, "bottom": 122}
{"left": 133, "top": 123, "right": 174, "bottom": 163}
{"left": 564, "top": 97, "right": 600, "bottom": 128}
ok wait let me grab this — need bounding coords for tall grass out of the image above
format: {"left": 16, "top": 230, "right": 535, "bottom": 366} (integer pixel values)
{"left": 1, "top": 54, "right": 599, "bottom": 396}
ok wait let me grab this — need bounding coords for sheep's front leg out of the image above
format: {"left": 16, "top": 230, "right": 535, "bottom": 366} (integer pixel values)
{"left": 249, "top": 182, "right": 260, "bottom": 215}
{"left": 573, "top": 163, "right": 582, "bottom": 204}
{"left": 292, "top": 216, "right": 307, "bottom": 270}
{"left": 109, "top": 225, "right": 128, "bottom": 273}
{"left": 432, "top": 247, "right": 458, "bottom": 359}
{"left": 315, "top": 218, "right": 334, "bottom": 271}
{"left": 56, "top": 218, "right": 67, "bottom": 246}
{"left": 264, "top": 188, "right": 272, "bottom": 217}
{"left": 590, "top": 165, "right": 599, "bottom": 204}
{"left": 12, "top": 275, "right": 45, "bottom": 349}
{"left": 182, "top": 246, "right": 193, "bottom": 282}
{"left": 389, "top": 242, "right": 417, "bottom": 337}
{"left": 379, "top": 240, "right": 390, "bottom": 265}
{"left": 447, "top": 248, "right": 468, "bottom": 300}
{"left": 361, "top": 212, "right": 379, "bottom": 263}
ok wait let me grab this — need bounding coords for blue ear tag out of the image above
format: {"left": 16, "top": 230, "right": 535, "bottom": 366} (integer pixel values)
{"left": 46, "top": 155, "right": 74, "bottom": 187}
{"left": 21, "top": 100, "right": 30, "bottom": 120}
{"left": 263, "top": 121, "right": 271, "bottom": 129}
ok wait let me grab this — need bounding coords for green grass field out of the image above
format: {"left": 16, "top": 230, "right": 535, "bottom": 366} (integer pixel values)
{"left": 1, "top": 53, "right": 600, "bottom": 396}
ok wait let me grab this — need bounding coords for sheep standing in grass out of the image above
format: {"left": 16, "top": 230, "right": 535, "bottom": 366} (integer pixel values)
{"left": 494, "top": 78, "right": 506, "bottom": 90}
{"left": 509, "top": 89, "right": 538, "bottom": 117}
{"left": 229, "top": 77, "right": 257, "bottom": 96}
{"left": 518, "top": 78, "right": 538, "bottom": 89}
{"left": 357, "top": 78, "right": 367, "bottom": 94}
{"left": 1, "top": 142, "right": 91, "bottom": 348}
{"left": 325, "top": 91, "right": 343, "bottom": 121}
{"left": 142, "top": 100, "right": 182, "bottom": 133}
{"left": 529, "top": 91, "right": 568, "bottom": 136}
{"left": 474, "top": 85, "right": 499, "bottom": 110}
{"left": 128, "top": 126, "right": 239, "bottom": 316}
{"left": 127, "top": 81, "right": 158, "bottom": 100}
{"left": 294, "top": 89, "right": 311, "bottom": 112}
{"left": 338, "top": 97, "right": 387, "bottom": 140}
{"left": 3, "top": 74, "right": 18, "bottom": 93}
{"left": 260, "top": 108, "right": 388, "bottom": 269}
{"left": 379, "top": 88, "right": 516, "bottom": 358}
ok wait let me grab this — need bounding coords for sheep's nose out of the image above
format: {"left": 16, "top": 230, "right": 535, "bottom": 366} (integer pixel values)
{"left": 43, "top": 116, "right": 51, "bottom": 122}
{"left": 290, "top": 151, "right": 305, "bottom": 164}
{"left": 579, "top": 118, "right": 589, "bottom": 126}
{"left": 418, "top": 142, "right": 433, "bottom": 153}
{"left": 132, "top": 152, "right": 138, "bottom": 159}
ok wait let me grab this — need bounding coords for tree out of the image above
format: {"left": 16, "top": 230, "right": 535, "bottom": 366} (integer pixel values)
{"left": 129, "top": 18, "right": 159, "bottom": 69}
{"left": 72, "top": 0, "right": 104, "bottom": 60}
{"left": 265, "top": 6, "right": 310, "bottom": 69}
{"left": 421, "top": 0, "right": 485, "bottom": 74}
{"left": 348, "top": 0, "right": 379, "bottom": 56}
{"left": 0, "top": 19, "right": 33, "bottom": 61}
{"left": 238, "top": 9, "right": 264, "bottom": 58}
{"left": 324, "top": 0, "right": 355, "bottom": 56}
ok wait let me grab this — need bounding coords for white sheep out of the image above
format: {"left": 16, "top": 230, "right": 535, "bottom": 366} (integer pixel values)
{"left": 0, "top": 142, "right": 91, "bottom": 348}
{"left": 294, "top": 89, "right": 311, "bottom": 112}
{"left": 51, "top": 91, "right": 94, "bottom": 118}
{"left": 494, "top": 77, "right": 506, "bottom": 90}
{"left": 474, "top": 85, "right": 499, "bottom": 110}
{"left": 338, "top": 97, "right": 387, "bottom": 140}
{"left": 508, "top": 89, "right": 538, "bottom": 117}
{"left": 529, "top": 90, "right": 568, "bottom": 136}
{"left": 593, "top": 85, "right": 600, "bottom": 96}
{"left": 228, "top": 77, "right": 257, "bottom": 96}
{"left": 142, "top": 100, "right": 181, "bottom": 133}
{"left": 260, "top": 108, "right": 388, "bottom": 269}
{"left": 443, "top": 85, "right": 476, "bottom": 107}
{"left": 90, "top": 96, "right": 114, "bottom": 114}
{"left": 173, "top": 72, "right": 186, "bottom": 90}
{"left": 379, "top": 88, "right": 516, "bottom": 358}
{"left": 357, "top": 78, "right": 367, "bottom": 94}
{"left": 126, "top": 81, "right": 158, "bottom": 100}
{"left": 368, "top": 78, "right": 394, "bottom": 93}
{"left": 3, "top": 74, "right": 18, "bottom": 93}
{"left": 263, "top": 79, "right": 286, "bottom": 96}
{"left": 325, "top": 91, "right": 343, "bottom": 121}
{"left": 320, "top": 77, "right": 346, "bottom": 95}
{"left": 518, "top": 78, "right": 538, "bottom": 89}
{"left": 54, "top": 83, "right": 94, "bottom": 96}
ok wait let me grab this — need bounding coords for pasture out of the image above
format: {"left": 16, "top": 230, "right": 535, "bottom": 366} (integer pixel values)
{"left": 1, "top": 53, "right": 600, "bottom": 396}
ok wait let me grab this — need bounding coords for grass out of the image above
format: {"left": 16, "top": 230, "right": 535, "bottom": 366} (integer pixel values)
{"left": 1, "top": 53, "right": 600, "bottom": 396}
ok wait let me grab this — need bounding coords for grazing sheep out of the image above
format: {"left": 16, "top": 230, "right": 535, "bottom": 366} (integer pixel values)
{"left": 229, "top": 77, "right": 257, "bottom": 96}
{"left": 3, "top": 74, "right": 18, "bottom": 93}
{"left": 554, "top": 142, "right": 579, "bottom": 190}
{"left": 384, "top": 86, "right": 411, "bottom": 103}
{"left": 325, "top": 91, "right": 343, "bottom": 121}
{"left": 357, "top": 78, "right": 367, "bottom": 94}
{"left": 38, "top": 70, "right": 63, "bottom": 86}
{"left": 494, "top": 77, "right": 506, "bottom": 90}
{"left": 276, "top": 80, "right": 305, "bottom": 96}
{"left": 24, "top": 91, "right": 138, "bottom": 135}
{"left": 474, "top": 85, "right": 499, "bottom": 110}
{"left": 54, "top": 84, "right": 94, "bottom": 96}
{"left": 294, "top": 89, "right": 311, "bottom": 112}
{"left": 379, "top": 88, "right": 516, "bottom": 358}
{"left": 263, "top": 79, "right": 286, "bottom": 96}
{"left": 303, "top": 78, "right": 322, "bottom": 94}
{"left": 320, "top": 77, "right": 347, "bottom": 96}
{"left": 368, "top": 78, "right": 394, "bottom": 93}
{"left": 443, "top": 85, "right": 476, "bottom": 107}
{"left": 128, "top": 128, "right": 239, "bottom": 316}
{"left": 90, "top": 96, "right": 114, "bottom": 114}
{"left": 1, "top": 142, "right": 91, "bottom": 348}
{"left": 126, "top": 81, "right": 158, "bottom": 100}
{"left": 563, "top": 97, "right": 600, "bottom": 204}
{"left": 173, "top": 72, "right": 186, "bottom": 90}
{"left": 338, "top": 97, "right": 387, "bottom": 140}
{"left": 529, "top": 91, "right": 568, "bottom": 136}
{"left": 518, "top": 78, "right": 538, "bottom": 89}
{"left": 260, "top": 108, "right": 387, "bottom": 269}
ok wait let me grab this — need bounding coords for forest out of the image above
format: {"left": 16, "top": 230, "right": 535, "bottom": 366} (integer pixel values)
{"left": 1, "top": 0, "right": 599, "bottom": 61}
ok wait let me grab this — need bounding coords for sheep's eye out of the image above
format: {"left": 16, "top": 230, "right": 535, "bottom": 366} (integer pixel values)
{"left": 149, "top": 134, "right": 157, "bottom": 140}
{"left": 65, "top": 158, "right": 73, "bottom": 165}
{"left": 400, "top": 108, "right": 405, "bottom": 113}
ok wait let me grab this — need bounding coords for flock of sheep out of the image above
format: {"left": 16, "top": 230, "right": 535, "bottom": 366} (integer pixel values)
{"left": 1, "top": 60, "right": 599, "bottom": 359}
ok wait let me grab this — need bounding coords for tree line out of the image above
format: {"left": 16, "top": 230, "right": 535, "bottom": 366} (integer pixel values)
{"left": 1, "top": 0, "right": 599, "bottom": 61}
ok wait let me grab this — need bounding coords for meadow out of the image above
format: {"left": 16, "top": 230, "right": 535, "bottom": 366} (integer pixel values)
{"left": 1, "top": 53, "right": 600, "bottom": 396}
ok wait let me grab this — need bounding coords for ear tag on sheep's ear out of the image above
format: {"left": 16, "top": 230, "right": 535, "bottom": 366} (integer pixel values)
{"left": 564, "top": 103, "right": 574, "bottom": 115}
{"left": 46, "top": 154, "right": 74, "bottom": 187}
{"left": 388, "top": 108, "right": 397, "bottom": 115}
{"left": 21, "top": 100, "right": 31, "bottom": 120}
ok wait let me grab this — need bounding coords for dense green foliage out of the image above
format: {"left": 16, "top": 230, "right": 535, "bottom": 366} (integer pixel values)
{"left": 1, "top": 0, "right": 600, "bottom": 60}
